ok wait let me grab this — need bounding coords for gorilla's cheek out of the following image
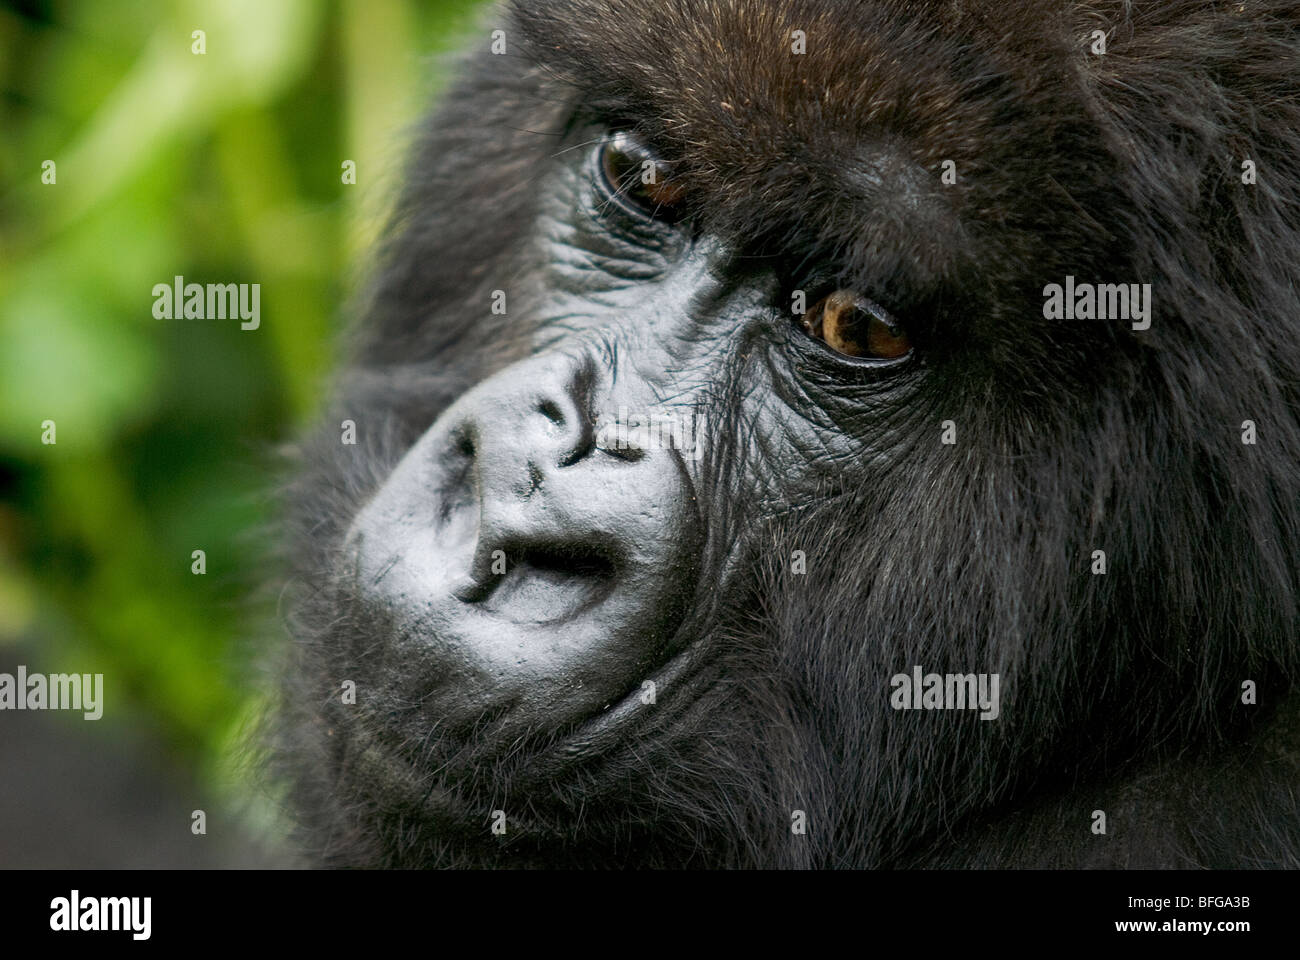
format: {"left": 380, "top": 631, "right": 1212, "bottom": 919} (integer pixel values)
{"left": 343, "top": 349, "right": 702, "bottom": 741}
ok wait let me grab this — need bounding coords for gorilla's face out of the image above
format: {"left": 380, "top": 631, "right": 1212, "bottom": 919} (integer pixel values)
{"left": 344, "top": 121, "right": 929, "bottom": 767}
{"left": 284, "top": 0, "right": 1300, "bottom": 869}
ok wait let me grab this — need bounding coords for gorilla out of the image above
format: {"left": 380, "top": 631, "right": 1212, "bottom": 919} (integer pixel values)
{"left": 278, "top": 0, "right": 1300, "bottom": 868}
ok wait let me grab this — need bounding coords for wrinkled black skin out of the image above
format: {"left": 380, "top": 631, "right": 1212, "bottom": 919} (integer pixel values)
{"left": 280, "top": 0, "right": 1300, "bottom": 868}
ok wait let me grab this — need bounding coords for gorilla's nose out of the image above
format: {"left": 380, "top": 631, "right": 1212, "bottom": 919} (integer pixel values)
{"left": 455, "top": 353, "right": 699, "bottom": 625}
{"left": 447, "top": 410, "right": 602, "bottom": 617}
{"left": 452, "top": 355, "right": 606, "bottom": 607}
{"left": 345, "top": 350, "right": 703, "bottom": 730}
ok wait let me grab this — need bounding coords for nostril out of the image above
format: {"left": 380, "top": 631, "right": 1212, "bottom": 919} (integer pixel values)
{"left": 539, "top": 399, "right": 565, "bottom": 425}
{"left": 450, "top": 422, "right": 476, "bottom": 460}
{"left": 537, "top": 395, "right": 596, "bottom": 466}
{"left": 438, "top": 428, "right": 479, "bottom": 531}
{"left": 601, "top": 442, "right": 646, "bottom": 463}
{"left": 593, "top": 416, "right": 647, "bottom": 462}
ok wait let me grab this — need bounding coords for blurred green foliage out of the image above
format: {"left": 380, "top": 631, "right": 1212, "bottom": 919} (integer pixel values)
{"left": 0, "top": 0, "right": 489, "bottom": 791}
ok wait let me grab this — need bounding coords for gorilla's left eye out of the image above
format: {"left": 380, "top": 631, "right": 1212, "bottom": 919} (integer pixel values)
{"left": 800, "top": 290, "right": 912, "bottom": 360}
{"left": 597, "top": 131, "right": 687, "bottom": 221}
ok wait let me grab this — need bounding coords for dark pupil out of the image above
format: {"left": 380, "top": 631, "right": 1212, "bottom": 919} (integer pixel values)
{"left": 841, "top": 303, "right": 883, "bottom": 347}
{"left": 607, "top": 143, "right": 656, "bottom": 203}
{"left": 602, "top": 134, "right": 686, "bottom": 218}
{"left": 609, "top": 148, "right": 642, "bottom": 193}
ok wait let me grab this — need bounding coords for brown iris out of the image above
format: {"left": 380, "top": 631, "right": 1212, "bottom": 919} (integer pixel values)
{"left": 599, "top": 131, "right": 686, "bottom": 219}
{"left": 801, "top": 290, "right": 912, "bottom": 360}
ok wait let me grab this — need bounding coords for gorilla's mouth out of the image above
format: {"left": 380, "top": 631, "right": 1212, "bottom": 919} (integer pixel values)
{"left": 454, "top": 545, "right": 619, "bottom": 625}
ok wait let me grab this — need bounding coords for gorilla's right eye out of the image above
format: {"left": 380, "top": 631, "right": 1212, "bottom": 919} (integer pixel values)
{"left": 800, "top": 290, "right": 913, "bottom": 361}
{"left": 597, "top": 131, "right": 687, "bottom": 222}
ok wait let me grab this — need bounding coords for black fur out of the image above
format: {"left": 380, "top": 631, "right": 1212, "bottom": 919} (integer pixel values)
{"left": 278, "top": 0, "right": 1300, "bottom": 867}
